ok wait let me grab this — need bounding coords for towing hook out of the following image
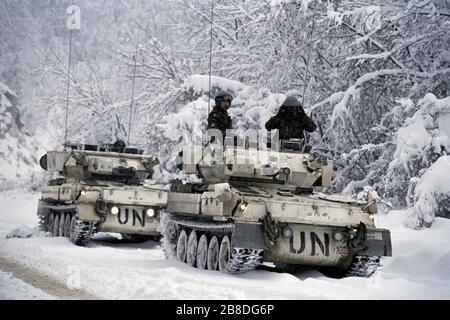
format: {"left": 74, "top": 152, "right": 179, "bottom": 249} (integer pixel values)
{"left": 348, "top": 222, "right": 368, "bottom": 252}
{"left": 262, "top": 212, "right": 279, "bottom": 248}
{"left": 95, "top": 199, "right": 107, "bottom": 222}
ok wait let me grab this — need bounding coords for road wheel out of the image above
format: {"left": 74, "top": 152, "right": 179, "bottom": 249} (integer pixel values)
{"left": 53, "top": 214, "right": 60, "bottom": 237}
{"left": 58, "top": 213, "right": 66, "bottom": 236}
{"left": 196, "top": 234, "right": 208, "bottom": 270}
{"left": 69, "top": 215, "right": 77, "bottom": 240}
{"left": 219, "top": 236, "right": 231, "bottom": 272}
{"left": 47, "top": 213, "right": 55, "bottom": 235}
{"left": 63, "top": 213, "right": 72, "bottom": 237}
{"left": 176, "top": 230, "right": 188, "bottom": 262}
{"left": 186, "top": 231, "right": 198, "bottom": 267}
{"left": 207, "top": 236, "right": 219, "bottom": 271}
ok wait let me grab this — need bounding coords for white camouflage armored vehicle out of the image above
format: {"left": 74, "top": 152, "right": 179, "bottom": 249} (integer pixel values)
{"left": 161, "top": 138, "right": 392, "bottom": 277}
{"left": 37, "top": 142, "right": 167, "bottom": 246}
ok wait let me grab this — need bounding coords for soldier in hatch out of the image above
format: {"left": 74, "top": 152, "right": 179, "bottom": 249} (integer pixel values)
{"left": 265, "top": 96, "right": 316, "bottom": 140}
{"left": 176, "top": 91, "right": 234, "bottom": 170}
{"left": 207, "top": 91, "right": 233, "bottom": 138}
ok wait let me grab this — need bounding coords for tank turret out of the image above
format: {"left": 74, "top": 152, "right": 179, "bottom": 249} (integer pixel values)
{"left": 40, "top": 143, "right": 159, "bottom": 185}
{"left": 182, "top": 139, "right": 332, "bottom": 189}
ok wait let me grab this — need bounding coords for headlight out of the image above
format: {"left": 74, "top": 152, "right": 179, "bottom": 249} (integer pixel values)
{"left": 282, "top": 227, "right": 293, "bottom": 239}
{"left": 146, "top": 208, "right": 155, "bottom": 217}
{"left": 80, "top": 190, "right": 86, "bottom": 196}
{"left": 239, "top": 200, "right": 248, "bottom": 213}
{"left": 332, "top": 231, "right": 345, "bottom": 242}
{"left": 111, "top": 206, "right": 120, "bottom": 215}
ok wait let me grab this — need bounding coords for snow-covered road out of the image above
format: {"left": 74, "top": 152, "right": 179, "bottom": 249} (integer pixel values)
{"left": 1, "top": 190, "right": 449, "bottom": 300}
{"left": 0, "top": 269, "right": 54, "bottom": 300}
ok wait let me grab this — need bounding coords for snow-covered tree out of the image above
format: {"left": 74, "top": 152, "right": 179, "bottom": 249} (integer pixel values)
{"left": 0, "top": 82, "right": 40, "bottom": 186}
{"left": 1, "top": 0, "right": 449, "bottom": 227}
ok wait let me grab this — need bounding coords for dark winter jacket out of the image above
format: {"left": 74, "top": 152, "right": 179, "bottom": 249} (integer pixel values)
{"left": 265, "top": 105, "right": 316, "bottom": 140}
{"left": 207, "top": 106, "right": 232, "bottom": 137}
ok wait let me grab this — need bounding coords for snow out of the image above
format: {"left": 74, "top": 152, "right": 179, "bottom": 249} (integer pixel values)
{"left": 0, "top": 190, "right": 449, "bottom": 299}
{"left": 405, "top": 156, "right": 450, "bottom": 229}
{"left": 0, "top": 81, "right": 42, "bottom": 185}
{"left": 327, "top": 69, "right": 403, "bottom": 130}
{"left": 0, "top": 134, "right": 39, "bottom": 182}
{"left": 326, "top": 4, "right": 381, "bottom": 28}
{"left": 345, "top": 52, "right": 391, "bottom": 62}
{"left": 0, "top": 82, "right": 16, "bottom": 99}
{"left": 185, "top": 75, "right": 248, "bottom": 96}
{"left": 379, "top": 210, "right": 450, "bottom": 285}
{"left": 6, "top": 225, "right": 49, "bottom": 239}
{"left": 0, "top": 270, "right": 55, "bottom": 300}
{"left": 400, "top": 94, "right": 450, "bottom": 155}
{"left": 395, "top": 111, "right": 432, "bottom": 173}
{"left": 384, "top": 94, "right": 450, "bottom": 227}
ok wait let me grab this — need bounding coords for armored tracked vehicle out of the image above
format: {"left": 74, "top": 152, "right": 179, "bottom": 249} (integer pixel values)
{"left": 37, "top": 142, "right": 167, "bottom": 246}
{"left": 162, "top": 138, "right": 392, "bottom": 276}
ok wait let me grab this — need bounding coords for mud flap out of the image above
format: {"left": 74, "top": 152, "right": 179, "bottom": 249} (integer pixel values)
{"left": 38, "top": 200, "right": 77, "bottom": 213}
{"left": 95, "top": 199, "right": 107, "bottom": 222}
{"left": 359, "top": 228, "right": 392, "bottom": 257}
{"left": 232, "top": 222, "right": 268, "bottom": 250}
{"left": 37, "top": 199, "right": 49, "bottom": 217}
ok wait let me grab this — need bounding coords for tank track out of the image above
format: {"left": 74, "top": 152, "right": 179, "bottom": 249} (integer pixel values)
{"left": 171, "top": 218, "right": 234, "bottom": 235}
{"left": 345, "top": 256, "right": 381, "bottom": 278}
{"left": 37, "top": 201, "right": 48, "bottom": 232}
{"left": 37, "top": 201, "right": 97, "bottom": 247}
{"left": 220, "top": 248, "right": 264, "bottom": 274}
{"left": 162, "top": 213, "right": 263, "bottom": 273}
{"left": 37, "top": 213, "right": 46, "bottom": 232}
{"left": 70, "top": 219, "right": 97, "bottom": 247}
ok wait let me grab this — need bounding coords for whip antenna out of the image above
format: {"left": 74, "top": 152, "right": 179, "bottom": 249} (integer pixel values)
{"left": 127, "top": 27, "right": 141, "bottom": 146}
{"left": 63, "top": 2, "right": 80, "bottom": 150}
{"left": 63, "top": 29, "right": 73, "bottom": 150}
{"left": 207, "top": 0, "right": 214, "bottom": 115}
{"left": 302, "top": 0, "right": 318, "bottom": 106}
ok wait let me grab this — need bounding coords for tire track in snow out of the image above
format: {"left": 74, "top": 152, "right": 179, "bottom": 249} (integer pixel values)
{"left": 0, "top": 256, "right": 99, "bottom": 300}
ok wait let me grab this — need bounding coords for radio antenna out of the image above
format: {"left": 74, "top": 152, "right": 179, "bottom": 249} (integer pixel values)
{"left": 302, "top": 0, "right": 318, "bottom": 106}
{"left": 207, "top": 0, "right": 214, "bottom": 115}
{"left": 127, "top": 27, "right": 141, "bottom": 146}
{"left": 63, "top": 29, "right": 73, "bottom": 150}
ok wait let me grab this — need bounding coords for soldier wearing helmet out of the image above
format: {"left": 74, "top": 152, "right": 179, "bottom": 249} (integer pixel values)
{"left": 207, "top": 91, "right": 233, "bottom": 137}
{"left": 265, "top": 96, "right": 316, "bottom": 140}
